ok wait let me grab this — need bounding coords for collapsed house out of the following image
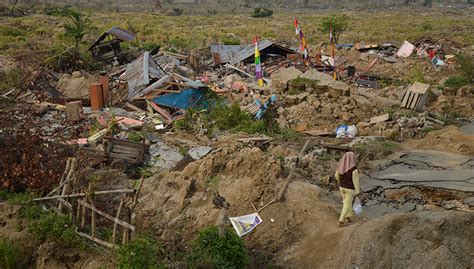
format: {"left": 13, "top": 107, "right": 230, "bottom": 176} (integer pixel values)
{"left": 88, "top": 27, "right": 136, "bottom": 64}
{"left": 210, "top": 40, "right": 297, "bottom": 65}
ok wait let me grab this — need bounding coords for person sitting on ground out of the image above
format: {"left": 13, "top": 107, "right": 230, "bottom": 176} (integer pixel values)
{"left": 335, "top": 151, "right": 360, "bottom": 227}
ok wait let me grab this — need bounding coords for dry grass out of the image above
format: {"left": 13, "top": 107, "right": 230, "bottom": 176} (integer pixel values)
{"left": 0, "top": 8, "right": 472, "bottom": 57}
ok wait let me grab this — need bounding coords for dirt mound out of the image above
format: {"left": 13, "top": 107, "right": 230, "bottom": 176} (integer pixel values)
{"left": 404, "top": 125, "right": 474, "bottom": 155}
{"left": 136, "top": 139, "right": 285, "bottom": 248}
{"left": 56, "top": 71, "right": 96, "bottom": 99}
{"left": 135, "top": 139, "right": 473, "bottom": 267}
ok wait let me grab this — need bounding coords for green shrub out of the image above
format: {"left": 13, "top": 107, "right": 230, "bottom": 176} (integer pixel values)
{"left": 187, "top": 226, "right": 249, "bottom": 269}
{"left": 0, "top": 68, "right": 23, "bottom": 93}
{"left": 406, "top": 67, "right": 426, "bottom": 84}
{"left": 173, "top": 8, "right": 183, "bottom": 16}
{"left": 28, "top": 211, "right": 85, "bottom": 249}
{"left": 444, "top": 76, "right": 469, "bottom": 89}
{"left": 251, "top": 8, "right": 273, "bottom": 18}
{"left": 142, "top": 42, "right": 160, "bottom": 52}
{"left": 116, "top": 235, "right": 162, "bottom": 269}
{"left": 221, "top": 35, "right": 240, "bottom": 45}
{"left": 0, "top": 238, "right": 21, "bottom": 269}
{"left": 455, "top": 53, "right": 473, "bottom": 81}
{"left": 320, "top": 14, "right": 349, "bottom": 44}
{"left": 420, "top": 21, "right": 433, "bottom": 31}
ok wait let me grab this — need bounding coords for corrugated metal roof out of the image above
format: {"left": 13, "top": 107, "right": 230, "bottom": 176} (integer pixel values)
{"left": 106, "top": 27, "right": 136, "bottom": 42}
{"left": 231, "top": 40, "right": 274, "bottom": 64}
{"left": 209, "top": 45, "right": 242, "bottom": 64}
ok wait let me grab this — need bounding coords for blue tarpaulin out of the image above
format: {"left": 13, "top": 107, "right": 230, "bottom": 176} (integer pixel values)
{"left": 152, "top": 88, "right": 209, "bottom": 110}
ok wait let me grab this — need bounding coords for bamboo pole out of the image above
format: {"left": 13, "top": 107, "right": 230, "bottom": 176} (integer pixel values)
{"left": 58, "top": 159, "right": 75, "bottom": 211}
{"left": 112, "top": 197, "right": 125, "bottom": 243}
{"left": 33, "top": 189, "right": 136, "bottom": 202}
{"left": 89, "top": 183, "right": 96, "bottom": 238}
{"left": 76, "top": 230, "right": 117, "bottom": 249}
{"left": 77, "top": 200, "right": 135, "bottom": 231}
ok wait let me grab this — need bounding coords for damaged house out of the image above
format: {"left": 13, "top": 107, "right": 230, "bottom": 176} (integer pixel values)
{"left": 210, "top": 40, "right": 297, "bottom": 65}
{"left": 89, "top": 27, "right": 136, "bottom": 64}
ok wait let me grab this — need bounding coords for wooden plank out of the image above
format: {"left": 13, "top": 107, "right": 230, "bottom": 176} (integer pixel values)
{"left": 77, "top": 230, "right": 117, "bottom": 249}
{"left": 147, "top": 100, "right": 172, "bottom": 122}
{"left": 125, "top": 102, "right": 145, "bottom": 112}
{"left": 77, "top": 200, "right": 135, "bottom": 231}
{"left": 409, "top": 93, "right": 419, "bottom": 109}
{"left": 406, "top": 92, "right": 415, "bottom": 109}
{"left": 401, "top": 91, "right": 410, "bottom": 107}
{"left": 112, "top": 198, "right": 125, "bottom": 243}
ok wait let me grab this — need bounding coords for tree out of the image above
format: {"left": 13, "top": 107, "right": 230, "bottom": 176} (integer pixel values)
{"left": 52, "top": 7, "right": 91, "bottom": 48}
{"left": 320, "top": 14, "right": 349, "bottom": 45}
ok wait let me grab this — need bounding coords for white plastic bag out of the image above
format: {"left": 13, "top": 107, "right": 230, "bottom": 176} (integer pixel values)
{"left": 353, "top": 197, "right": 362, "bottom": 215}
{"left": 346, "top": 125, "right": 358, "bottom": 138}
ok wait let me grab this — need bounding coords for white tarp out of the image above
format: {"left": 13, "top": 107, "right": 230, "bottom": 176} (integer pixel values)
{"left": 396, "top": 40, "right": 415, "bottom": 58}
{"left": 229, "top": 213, "right": 263, "bottom": 237}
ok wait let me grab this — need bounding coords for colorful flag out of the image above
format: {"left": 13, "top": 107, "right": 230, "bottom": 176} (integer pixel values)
{"left": 254, "top": 36, "right": 264, "bottom": 87}
{"left": 294, "top": 18, "right": 308, "bottom": 59}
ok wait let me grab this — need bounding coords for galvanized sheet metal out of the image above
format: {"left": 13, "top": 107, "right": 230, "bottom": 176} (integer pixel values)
{"left": 106, "top": 27, "right": 136, "bottom": 42}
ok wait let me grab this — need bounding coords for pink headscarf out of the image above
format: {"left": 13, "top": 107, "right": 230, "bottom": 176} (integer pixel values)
{"left": 337, "top": 152, "right": 356, "bottom": 174}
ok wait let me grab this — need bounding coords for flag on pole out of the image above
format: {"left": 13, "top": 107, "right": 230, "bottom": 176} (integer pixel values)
{"left": 294, "top": 18, "right": 308, "bottom": 59}
{"left": 254, "top": 36, "right": 264, "bottom": 87}
{"left": 330, "top": 23, "right": 337, "bottom": 80}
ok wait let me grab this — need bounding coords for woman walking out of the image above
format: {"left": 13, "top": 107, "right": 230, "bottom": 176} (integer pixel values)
{"left": 335, "top": 151, "right": 360, "bottom": 227}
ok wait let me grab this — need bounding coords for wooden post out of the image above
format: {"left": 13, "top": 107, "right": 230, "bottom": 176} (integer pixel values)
{"left": 58, "top": 159, "right": 76, "bottom": 212}
{"left": 122, "top": 207, "right": 131, "bottom": 244}
{"left": 81, "top": 200, "right": 86, "bottom": 228}
{"left": 217, "top": 208, "right": 227, "bottom": 238}
{"left": 112, "top": 197, "right": 125, "bottom": 243}
{"left": 276, "top": 139, "right": 310, "bottom": 202}
{"left": 88, "top": 183, "right": 96, "bottom": 238}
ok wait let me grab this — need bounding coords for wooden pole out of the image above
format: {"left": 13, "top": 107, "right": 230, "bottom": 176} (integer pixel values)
{"left": 33, "top": 189, "right": 136, "bottom": 201}
{"left": 112, "top": 197, "right": 125, "bottom": 243}
{"left": 58, "top": 158, "right": 76, "bottom": 212}
{"left": 76, "top": 229, "right": 117, "bottom": 249}
{"left": 276, "top": 139, "right": 310, "bottom": 202}
{"left": 89, "top": 183, "right": 96, "bottom": 238}
{"left": 122, "top": 207, "right": 132, "bottom": 244}
{"left": 81, "top": 200, "right": 86, "bottom": 228}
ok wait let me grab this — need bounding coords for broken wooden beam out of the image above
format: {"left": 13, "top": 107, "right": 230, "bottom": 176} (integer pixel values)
{"left": 33, "top": 189, "right": 136, "bottom": 202}
{"left": 76, "top": 229, "right": 117, "bottom": 249}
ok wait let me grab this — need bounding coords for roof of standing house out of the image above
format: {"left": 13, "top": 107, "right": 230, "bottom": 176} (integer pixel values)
{"left": 88, "top": 26, "right": 136, "bottom": 51}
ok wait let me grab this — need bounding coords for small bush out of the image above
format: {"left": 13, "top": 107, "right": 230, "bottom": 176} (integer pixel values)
{"left": 0, "top": 68, "right": 23, "bottom": 93}
{"left": 0, "top": 238, "right": 21, "bottom": 269}
{"left": 116, "top": 235, "right": 162, "bottom": 269}
{"left": 188, "top": 226, "right": 249, "bottom": 269}
{"left": 251, "top": 8, "right": 273, "bottom": 18}
{"left": 28, "top": 211, "right": 85, "bottom": 249}
{"left": 221, "top": 35, "right": 240, "bottom": 45}
{"left": 407, "top": 67, "right": 426, "bottom": 84}
{"left": 455, "top": 53, "right": 473, "bottom": 81}
{"left": 420, "top": 21, "right": 433, "bottom": 31}
{"left": 353, "top": 140, "right": 400, "bottom": 161}
{"left": 173, "top": 8, "right": 183, "bottom": 16}
{"left": 444, "top": 76, "right": 469, "bottom": 89}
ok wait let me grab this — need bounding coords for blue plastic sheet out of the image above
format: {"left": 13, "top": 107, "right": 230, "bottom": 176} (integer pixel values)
{"left": 152, "top": 88, "right": 209, "bottom": 110}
